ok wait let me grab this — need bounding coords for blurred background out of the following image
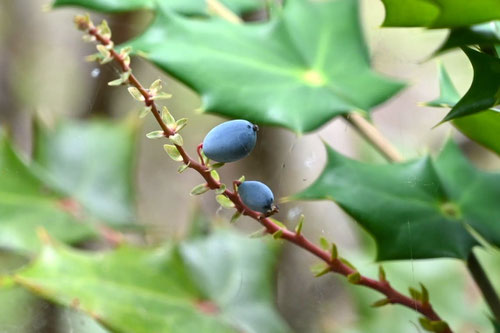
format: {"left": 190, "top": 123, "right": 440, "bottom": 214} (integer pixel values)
{"left": 1, "top": 0, "right": 499, "bottom": 332}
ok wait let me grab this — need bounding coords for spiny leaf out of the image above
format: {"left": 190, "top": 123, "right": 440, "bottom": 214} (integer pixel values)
{"left": 14, "top": 231, "right": 290, "bottom": 333}
{"left": 126, "top": 0, "right": 403, "bottom": 133}
{"left": 292, "top": 140, "right": 499, "bottom": 260}
{"left": 34, "top": 118, "right": 138, "bottom": 226}
{"left": 427, "top": 63, "right": 500, "bottom": 155}
{"left": 441, "top": 48, "right": 500, "bottom": 122}
{"left": 0, "top": 133, "right": 96, "bottom": 254}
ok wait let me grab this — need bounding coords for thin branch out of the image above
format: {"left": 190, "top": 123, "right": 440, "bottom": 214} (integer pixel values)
{"left": 74, "top": 14, "right": 453, "bottom": 333}
{"left": 344, "top": 113, "right": 404, "bottom": 162}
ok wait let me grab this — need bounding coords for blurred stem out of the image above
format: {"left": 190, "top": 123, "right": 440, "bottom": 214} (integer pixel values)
{"left": 467, "top": 252, "right": 500, "bottom": 322}
{"left": 343, "top": 113, "right": 404, "bottom": 162}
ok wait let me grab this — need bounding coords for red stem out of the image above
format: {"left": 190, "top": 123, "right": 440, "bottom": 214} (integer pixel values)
{"left": 79, "top": 19, "right": 451, "bottom": 332}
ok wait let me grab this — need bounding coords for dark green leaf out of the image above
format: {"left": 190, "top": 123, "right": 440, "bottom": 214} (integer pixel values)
{"left": 436, "top": 21, "right": 500, "bottom": 54}
{"left": 0, "top": 134, "right": 96, "bottom": 254}
{"left": 52, "top": 0, "right": 262, "bottom": 16}
{"left": 381, "top": 0, "right": 500, "bottom": 28}
{"left": 427, "top": 63, "right": 500, "bottom": 155}
{"left": 127, "top": 0, "right": 404, "bottom": 133}
{"left": 292, "top": 140, "right": 500, "bottom": 260}
{"left": 14, "top": 231, "right": 289, "bottom": 333}
{"left": 441, "top": 48, "right": 500, "bottom": 122}
{"left": 33, "top": 118, "right": 138, "bottom": 226}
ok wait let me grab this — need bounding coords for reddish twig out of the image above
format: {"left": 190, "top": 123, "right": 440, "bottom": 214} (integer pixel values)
{"left": 74, "top": 16, "right": 452, "bottom": 333}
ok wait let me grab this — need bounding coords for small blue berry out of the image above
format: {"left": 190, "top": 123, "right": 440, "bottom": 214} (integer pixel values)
{"left": 238, "top": 181, "right": 275, "bottom": 214}
{"left": 202, "top": 120, "right": 258, "bottom": 163}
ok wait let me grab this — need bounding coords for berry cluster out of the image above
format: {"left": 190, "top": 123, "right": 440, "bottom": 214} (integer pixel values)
{"left": 202, "top": 119, "right": 277, "bottom": 215}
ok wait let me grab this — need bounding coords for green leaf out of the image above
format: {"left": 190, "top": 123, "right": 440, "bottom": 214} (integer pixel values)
{"left": 190, "top": 183, "right": 209, "bottom": 196}
{"left": 436, "top": 21, "right": 500, "bottom": 54}
{"left": 292, "top": 141, "right": 500, "bottom": 260}
{"left": 215, "top": 194, "right": 235, "bottom": 208}
{"left": 441, "top": 48, "right": 500, "bottom": 122}
{"left": 52, "top": 0, "right": 262, "bottom": 16}
{"left": 381, "top": 0, "right": 500, "bottom": 28}
{"left": 427, "top": 63, "right": 500, "bottom": 155}
{"left": 127, "top": 0, "right": 404, "bottom": 133}
{"left": 33, "top": 118, "right": 138, "bottom": 226}
{"left": 15, "top": 231, "right": 289, "bottom": 333}
{"left": 0, "top": 134, "right": 96, "bottom": 254}
{"left": 163, "top": 144, "right": 183, "bottom": 161}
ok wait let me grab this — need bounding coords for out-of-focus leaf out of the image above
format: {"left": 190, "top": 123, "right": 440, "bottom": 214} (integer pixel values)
{"left": 437, "top": 21, "right": 500, "bottom": 54}
{"left": 427, "top": 63, "right": 500, "bottom": 155}
{"left": 381, "top": 0, "right": 500, "bottom": 28}
{"left": 33, "top": 118, "right": 138, "bottom": 226}
{"left": 292, "top": 141, "right": 500, "bottom": 261}
{"left": 52, "top": 0, "right": 262, "bottom": 16}
{"left": 14, "top": 231, "right": 289, "bottom": 333}
{"left": 127, "top": 0, "right": 404, "bottom": 133}
{"left": 0, "top": 134, "right": 96, "bottom": 254}
{"left": 0, "top": 287, "right": 42, "bottom": 333}
{"left": 440, "top": 48, "right": 500, "bottom": 122}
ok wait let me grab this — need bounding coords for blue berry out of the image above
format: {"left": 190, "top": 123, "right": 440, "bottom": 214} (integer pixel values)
{"left": 202, "top": 119, "right": 258, "bottom": 163}
{"left": 238, "top": 181, "right": 275, "bottom": 214}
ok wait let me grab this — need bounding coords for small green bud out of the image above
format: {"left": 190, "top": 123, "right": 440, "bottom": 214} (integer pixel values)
{"left": 347, "top": 272, "right": 361, "bottom": 284}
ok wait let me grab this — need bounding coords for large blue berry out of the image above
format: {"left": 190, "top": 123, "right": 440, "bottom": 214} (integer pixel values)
{"left": 202, "top": 119, "right": 258, "bottom": 163}
{"left": 238, "top": 181, "right": 275, "bottom": 214}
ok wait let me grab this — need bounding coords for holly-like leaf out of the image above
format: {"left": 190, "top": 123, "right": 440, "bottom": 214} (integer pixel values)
{"left": 127, "top": 0, "right": 404, "bottom": 133}
{"left": 427, "top": 63, "right": 500, "bottom": 155}
{"left": 436, "top": 21, "right": 500, "bottom": 54}
{"left": 33, "top": 118, "right": 138, "bottom": 226}
{"left": 13, "top": 231, "right": 289, "bottom": 333}
{"left": 52, "top": 0, "right": 262, "bottom": 16}
{"left": 292, "top": 141, "right": 500, "bottom": 261}
{"left": 0, "top": 134, "right": 96, "bottom": 254}
{"left": 381, "top": 0, "right": 500, "bottom": 28}
{"left": 440, "top": 48, "right": 500, "bottom": 122}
